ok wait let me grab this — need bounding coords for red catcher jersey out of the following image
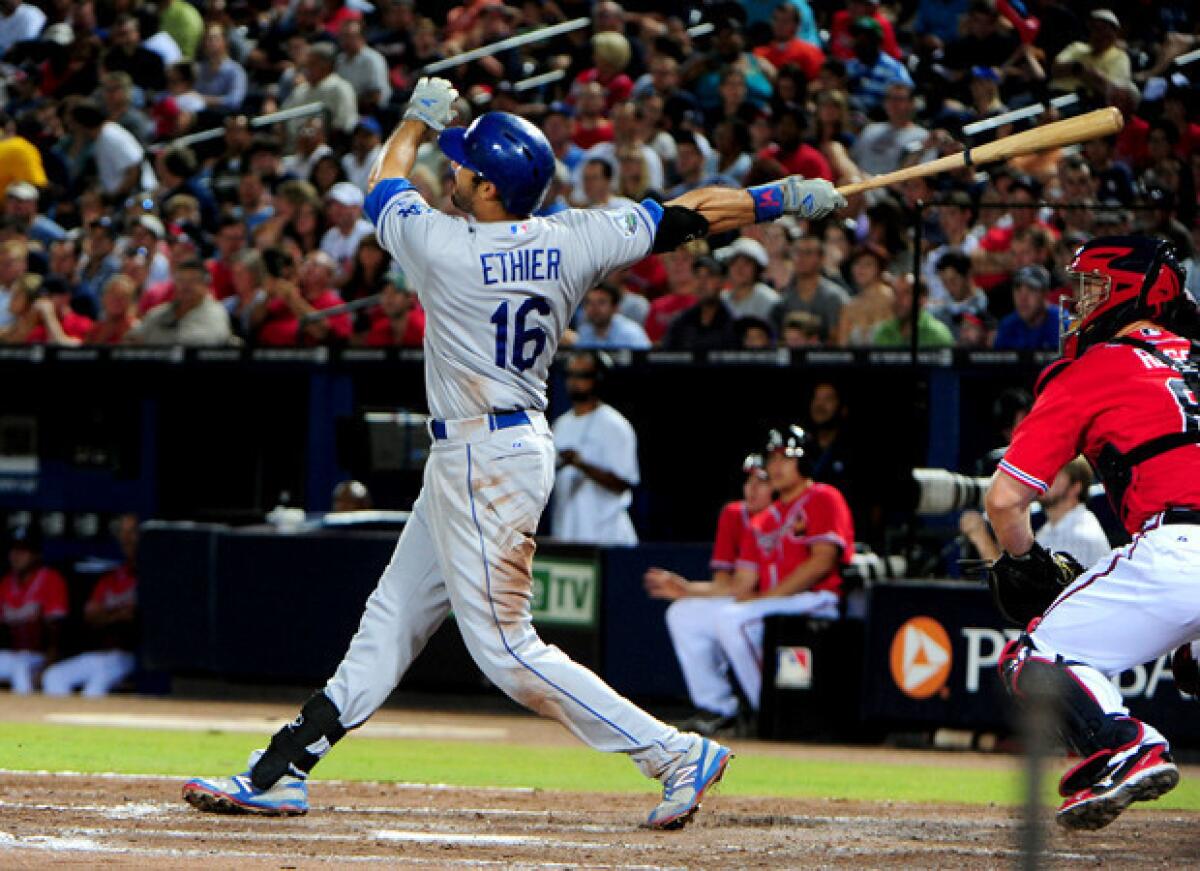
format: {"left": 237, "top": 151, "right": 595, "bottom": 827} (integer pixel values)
{"left": 0, "top": 567, "right": 68, "bottom": 651}
{"left": 1001, "top": 327, "right": 1200, "bottom": 533}
{"left": 736, "top": 483, "right": 855, "bottom": 595}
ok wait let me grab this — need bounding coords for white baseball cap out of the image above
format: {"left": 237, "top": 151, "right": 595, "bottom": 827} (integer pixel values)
{"left": 5, "top": 181, "right": 38, "bottom": 201}
{"left": 326, "top": 181, "right": 365, "bottom": 208}
{"left": 716, "top": 236, "right": 769, "bottom": 269}
{"left": 1090, "top": 9, "right": 1120, "bottom": 29}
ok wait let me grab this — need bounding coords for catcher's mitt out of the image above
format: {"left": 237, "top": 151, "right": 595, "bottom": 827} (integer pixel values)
{"left": 988, "top": 542, "right": 1085, "bottom": 626}
{"left": 1172, "top": 641, "right": 1200, "bottom": 697}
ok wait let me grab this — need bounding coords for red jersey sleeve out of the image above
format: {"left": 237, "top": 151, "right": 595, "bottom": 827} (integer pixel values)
{"left": 735, "top": 517, "right": 764, "bottom": 575}
{"left": 999, "top": 361, "right": 1089, "bottom": 494}
{"left": 710, "top": 501, "right": 745, "bottom": 571}
{"left": 801, "top": 485, "right": 855, "bottom": 565}
{"left": 38, "top": 569, "right": 69, "bottom": 620}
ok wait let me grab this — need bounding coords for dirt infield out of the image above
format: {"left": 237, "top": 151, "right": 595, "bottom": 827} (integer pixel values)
{"left": 3, "top": 695, "right": 1200, "bottom": 867}
{"left": 3, "top": 770, "right": 1200, "bottom": 869}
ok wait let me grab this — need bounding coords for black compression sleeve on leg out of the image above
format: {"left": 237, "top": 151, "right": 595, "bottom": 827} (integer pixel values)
{"left": 651, "top": 205, "right": 710, "bottom": 253}
{"left": 251, "top": 691, "right": 347, "bottom": 790}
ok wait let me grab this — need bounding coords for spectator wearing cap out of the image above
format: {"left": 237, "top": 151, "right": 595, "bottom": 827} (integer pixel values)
{"left": 194, "top": 23, "right": 247, "bottom": 113}
{"left": 717, "top": 237, "right": 780, "bottom": 322}
{"left": 128, "top": 257, "right": 232, "bottom": 345}
{"left": 255, "top": 250, "right": 351, "bottom": 346}
{"left": 69, "top": 101, "right": 156, "bottom": 201}
{"left": 575, "top": 283, "right": 651, "bottom": 350}
{"left": 283, "top": 42, "right": 358, "bottom": 137}
{"left": 966, "top": 66, "right": 1007, "bottom": 127}
{"left": 341, "top": 117, "right": 382, "bottom": 193}
{"left": 336, "top": 19, "right": 391, "bottom": 112}
{"left": 929, "top": 250, "right": 989, "bottom": 339}
{"left": 77, "top": 218, "right": 122, "bottom": 314}
{"left": 828, "top": 0, "right": 902, "bottom": 62}
{"left": 159, "top": 0, "right": 204, "bottom": 60}
{"left": 100, "top": 72, "right": 154, "bottom": 146}
{"left": 0, "top": 526, "right": 67, "bottom": 695}
{"left": 754, "top": 4, "right": 825, "bottom": 83}
{"left": 850, "top": 83, "right": 927, "bottom": 176}
{"left": 834, "top": 244, "right": 895, "bottom": 346}
{"left": 994, "top": 265, "right": 1059, "bottom": 350}
{"left": 759, "top": 106, "right": 833, "bottom": 181}
{"left": 320, "top": 182, "right": 373, "bottom": 281}
{"left": 664, "top": 256, "right": 738, "bottom": 351}
{"left": 1050, "top": 9, "right": 1131, "bottom": 99}
{"left": 101, "top": 14, "right": 167, "bottom": 93}
{"left": 28, "top": 277, "right": 94, "bottom": 344}
{"left": 0, "top": 111, "right": 46, "bottom": 193}
{"left": 5, "top": 182, "right": 63, "bottom": 247}
{"left": 363, "top": 269, "right": 424, "bottom": 348}
{"left": 155, "top": 146, "right": 217, "bottom": 232}
{"left": 774, "top": 235, "right": 849, "bottom": 340}
{"left": 844, "top": 16, "right": 913, "bottom": 115}
{"left": 84, "top": 275, "right": 140, "bottom": 344}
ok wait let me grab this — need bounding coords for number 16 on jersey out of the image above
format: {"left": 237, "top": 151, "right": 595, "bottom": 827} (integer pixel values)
{"left": 491, "top": 298, "right": 551, "bottom": 372}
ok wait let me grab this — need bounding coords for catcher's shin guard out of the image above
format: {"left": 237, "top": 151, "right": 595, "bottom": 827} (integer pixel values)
{"left": 251, "top": 691, "right": 347, "bottom": 790}
{"left": 999, "top": 636, "right": 1142, "bottom": 761}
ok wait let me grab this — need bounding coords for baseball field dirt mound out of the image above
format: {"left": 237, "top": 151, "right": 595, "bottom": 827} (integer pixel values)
{"left": 2, "top": 771, "right": 1199, "bottom": 869}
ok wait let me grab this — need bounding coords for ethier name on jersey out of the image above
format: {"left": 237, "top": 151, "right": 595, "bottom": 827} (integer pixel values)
{"left": 480, "top": 248, "right": 563, "bottom": 286}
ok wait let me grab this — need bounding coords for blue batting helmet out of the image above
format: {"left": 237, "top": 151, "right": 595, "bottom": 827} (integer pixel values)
{"left": 437, "top": 112, "right": 555, "bottom": 217}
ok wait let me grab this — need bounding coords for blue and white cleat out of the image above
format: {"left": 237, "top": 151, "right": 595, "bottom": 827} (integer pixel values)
{"left": 182, "top": 751, "right": 308, "bottom": 817}
{"left": 645, "top": 736, "right": 732, "bottom": 830}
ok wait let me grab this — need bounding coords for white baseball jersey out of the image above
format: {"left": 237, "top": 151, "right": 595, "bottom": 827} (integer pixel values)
{"left": 366, "top": 178, "right": 662, "bottom": 420}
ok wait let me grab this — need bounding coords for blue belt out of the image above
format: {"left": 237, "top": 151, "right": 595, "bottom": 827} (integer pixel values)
{"left": 430, "top": 410, "right": 531, "bottom": 441}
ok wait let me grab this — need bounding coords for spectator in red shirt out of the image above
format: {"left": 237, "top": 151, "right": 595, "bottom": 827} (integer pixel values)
{"left": 828, "top": 0, "right": 902, "bottom": 62}
{"left": 28, "top": 277, "right": 94, "bottom": 344}
{"left": 758, "top": 106, "right": 833, "bottom": 181}
{"left": 207, "top": 216, "right": 247, "bottom": 300}
{"left": 571, "top": 82, "right": 614, "bottom": 151}
{"left": 85, "top": 275, "right": 140, "bottom": 345}
{"left": 645, "top": 242, "right": 703, "bottom": 344}
{"left": 255, "top": 251, "right": 352, "bottom": 346}
{"left": 573, "top": 32, "right": 634, "bottom": 111}
{"left": 43, "top": 514, "right": 139, "bottom": 697}
{"left": 363, "top": 274, "right": 425, "bottom": 348}
{"left": 646, "top": 427, "right": 853, "bottom": 732}
{"left": 753, "top": 4, "right": 825, "bottom": 83}
{"left": 0, "top": 526, "right": 68, "bottom": 694}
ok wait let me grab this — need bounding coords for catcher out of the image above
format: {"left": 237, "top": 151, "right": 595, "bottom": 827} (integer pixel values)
{"left": 986, "top": 235, "right": 1200, "bottom": 830}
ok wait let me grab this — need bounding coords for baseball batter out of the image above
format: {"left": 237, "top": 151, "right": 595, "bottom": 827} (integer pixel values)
{"left": 182, "top": 77, "right": 846, "bottom": 828}
{"left": 986, "top": 236, "right": 1200, "bottom": 830}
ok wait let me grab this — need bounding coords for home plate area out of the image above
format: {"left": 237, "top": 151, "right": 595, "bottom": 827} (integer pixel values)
{"left": 2, "top": 771, "right": 1198, "bottom": 868}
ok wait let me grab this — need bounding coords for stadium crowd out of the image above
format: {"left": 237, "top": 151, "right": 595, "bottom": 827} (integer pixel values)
{"left": 0, "top": 0, "right": 1196, "bottom": 350}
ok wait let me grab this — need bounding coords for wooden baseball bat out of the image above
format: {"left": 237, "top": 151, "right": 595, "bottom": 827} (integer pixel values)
{"left": 835, "top": 107, "right": 1124, "bottom": 198}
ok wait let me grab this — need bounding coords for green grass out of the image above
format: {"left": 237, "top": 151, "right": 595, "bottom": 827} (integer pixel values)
{"left": 3, "top": 722, "right": 1200, "bottom": 810}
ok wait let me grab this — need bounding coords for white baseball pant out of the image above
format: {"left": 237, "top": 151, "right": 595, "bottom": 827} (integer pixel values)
{"left": 0, "top": 650, "right": 46, "bottom": 694}
{"left": 1030, "top": 515, "right": 1200, "bottom": 747}
{"left": 41, "top": 650, "right": 137, "bottom": 697}
{"left": 323, "top": 411, "right": 693, "bottom": 778}
{"left": 665, "top": 591, "right": 840, "bottom": 717}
